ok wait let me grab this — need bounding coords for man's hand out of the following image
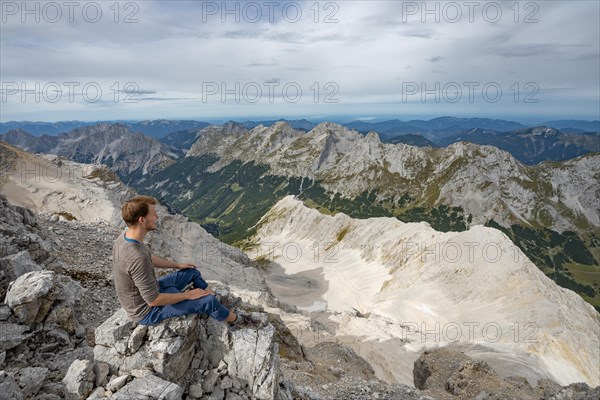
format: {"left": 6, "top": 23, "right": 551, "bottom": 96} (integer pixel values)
{"left": 204, "top": 287, "right": 216, "bottom": 295}
{"left": 185, "top": 288, "right": 212, "bottom": 300}
{"left": 177, "top": 263, "right": 196, "bottom": 269}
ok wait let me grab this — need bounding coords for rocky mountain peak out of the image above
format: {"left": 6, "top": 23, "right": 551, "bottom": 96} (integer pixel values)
{"left": 2, "top": 129, "right": 33, "bottom": 139}
{"left": 222, "top": 121, "right": 248, "bottom": 133}
{"left": 67, "top": 122, "right": 131, "bottom": 137}
{"left": 365, "top": 130, "right": 381, "bottom": 142}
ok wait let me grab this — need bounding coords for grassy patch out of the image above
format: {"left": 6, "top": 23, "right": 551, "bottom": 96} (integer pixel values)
{"left": 336, "top": 226, "right": 350, "bottom": 242}
{"left": 55, "top": 211, "right": 77, "bottom": 221}
{"left": 252, "top": 254, "right": 273, "bottom": 271}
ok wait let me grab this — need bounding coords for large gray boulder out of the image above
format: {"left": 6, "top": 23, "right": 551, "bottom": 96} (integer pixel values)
{"left": 0, "top": 195, "right": 56, "bottom": 300}
{"left": 17, "top": 366, "right": 49, "bottom": 397}
{"left": 4, "top": 271, "right": 54, "bottom": 327}
{"left": 4, "top": 270, "right": 85, "bottom": 334}
{"left": 93, "top": 308, "right": 196, "bottom": 381}
{"left": 91, "top": 309, "right": 280, "bottom": 399}
{"left": 226, "top": 323, "right": 279, "bottom": 399}
{"left": 62, "top": 359, "right": 95, "bottom": 400}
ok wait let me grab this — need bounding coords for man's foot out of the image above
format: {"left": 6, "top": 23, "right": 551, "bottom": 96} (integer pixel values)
{"left": 228, "top": 313, "right": 252, "bottom": 330}
{"left": 228, "top": 312, "right": 265, "bottom": 330}
{"left": 218, "top": 294, "right": 242, "bottom": 310}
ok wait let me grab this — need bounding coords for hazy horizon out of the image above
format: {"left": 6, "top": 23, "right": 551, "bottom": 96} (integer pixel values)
{"left": 1, "top": 115, "right": 599, "bottom": 127}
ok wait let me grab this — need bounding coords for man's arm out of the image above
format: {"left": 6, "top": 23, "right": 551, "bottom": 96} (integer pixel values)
{"left": 149, "top": 256, "right": 215, "bottom": 296}
{"left": 148, "top": 288, "right": 211, "bottom": 307}
{"left": 151, "top": 255, "right": 195, "bottom": 269}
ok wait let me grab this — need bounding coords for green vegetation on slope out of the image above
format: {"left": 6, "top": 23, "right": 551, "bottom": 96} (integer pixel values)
{"left": 486, "top": 220, "right": 599, "bottom": 311}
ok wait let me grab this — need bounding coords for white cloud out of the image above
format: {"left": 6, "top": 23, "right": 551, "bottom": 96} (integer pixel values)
{"left": 1, "top": 0, "right": 598, "bottom": 121}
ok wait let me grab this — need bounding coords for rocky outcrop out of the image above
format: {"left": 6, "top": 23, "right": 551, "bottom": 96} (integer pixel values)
{"left": 75, "top": 308, "right": 281, "bottom": 399}
{"left": 414, "top": 348, "right": 600, "bottom": 400}
{"left": 0, "top": 195, "right": 93, "bottom": 399}
{"left": 5, "top": 270, "right": 85, "bottom": 335}
{"left": 0, "top": 194, "right": 56, "bottom": 299}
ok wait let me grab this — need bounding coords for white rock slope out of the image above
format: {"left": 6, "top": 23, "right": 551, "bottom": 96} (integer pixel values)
{"left": 250, "top": 196, "right": 600, "bottom": 387}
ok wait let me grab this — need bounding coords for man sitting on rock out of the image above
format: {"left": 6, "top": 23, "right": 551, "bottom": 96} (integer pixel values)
{"left": 112, "top": 195, "right": 249, "bottom": 328}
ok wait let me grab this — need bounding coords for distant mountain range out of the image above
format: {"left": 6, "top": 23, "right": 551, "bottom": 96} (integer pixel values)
{"left": 0, "top": 124, "right": 179, "bottom": 182}
{"left": 435, "top": 126, "right": 600, "bottom": 164}
{"left": 383, "top": 134, "right": 439, "bottom": 147}
{"left": 2, "top": 117, "right": 597, "bottom": 140}
{"left": 346, "top": 117, "right": 600, "bottom": 142}
{"left": 539, "top": 120, "right": 600, "bottom": 133}
{"left": 240, "top": 119, "right": 316, "bottom": 131}
{"left": 0, "top": 121, "right": 99, "bottom": 136}
{"left": 126, "top": 120, "right": 209, "bottom": 139}
{"left": 346, "top": 117, "right": 528, "bottom": 141}
{"left": 0, "top": 119, "right": 209, "bottom": 139}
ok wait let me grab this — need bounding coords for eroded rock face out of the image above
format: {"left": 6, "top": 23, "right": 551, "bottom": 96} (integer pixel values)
{"left": 413, "top": 348, "right": 600, "bottom": 400}
{"left": 87, "top": 308, "right": 280, "bottom": 399}
{"left": 0, "top": 195, "right": 54, "bottom": 300}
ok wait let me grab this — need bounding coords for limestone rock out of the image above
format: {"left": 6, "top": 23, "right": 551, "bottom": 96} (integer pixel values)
{"left": 85, "top": 387, "right": 105, "bottom": 399}
{"left": 94, "top": 310, "right": 197, "bottom": 382}
{"left": 111, "top": 373, "right": 183, "bottom": 400}
{"left": 0, "top": 250, "right": 42, "bottom": 282}
{"left": 92, "top": 308, "right": 280, "bottom": 399}
{"left": 106, "top": 375, "right": 129, "bottom": 392}
{"left": 4, "top": 269, "right": 85, "bottom": 335}
{"left": 0, "top": 371, "right": 24, "bottom": 400}
{"left": 93, "top": 308, "right": 137, "bottom": 351}
{"left": 17, "top": 366, "right": 48, "bottom": 397}
{"left": 62, "top": 359, "right": 95, "bottom": 400}
{"left": 5, "top": 271, "right": 55, "bottom": 326}
{"left": 225, "top": 323, "right": 280, "bottom": 399}
{"left": 93, "top": 361, "right": 109, "bottom": 387}
{"left": 0, "top": 322, "right": 31, "bottom": 351}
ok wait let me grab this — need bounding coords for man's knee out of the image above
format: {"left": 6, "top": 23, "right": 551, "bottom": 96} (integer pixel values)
{"left": 205, "top": 294, "right": 219, "bottom": 309}
{"left": 183, "top": 268, "right": 201, "bottom": 278}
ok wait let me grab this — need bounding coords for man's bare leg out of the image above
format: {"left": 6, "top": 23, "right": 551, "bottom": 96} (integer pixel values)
{"left": 226, "top": 311, "right": 237, "bottom": 323}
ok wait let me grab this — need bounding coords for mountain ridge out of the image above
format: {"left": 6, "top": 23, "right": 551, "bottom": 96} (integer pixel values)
{"left": 250, "top": 195, "right": 600, "bottom": 386}
{"left": 1, "top": 124, "right": 179, "bottom": 182}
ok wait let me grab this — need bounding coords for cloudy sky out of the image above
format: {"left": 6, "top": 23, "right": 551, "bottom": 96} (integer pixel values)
{"left": 1, "top": 0, "right": 599, "bottom": 122}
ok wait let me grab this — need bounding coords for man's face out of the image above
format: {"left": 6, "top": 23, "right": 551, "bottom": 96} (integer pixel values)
{"left": 141, "top": 204, "right": 159, "bottom": 231}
